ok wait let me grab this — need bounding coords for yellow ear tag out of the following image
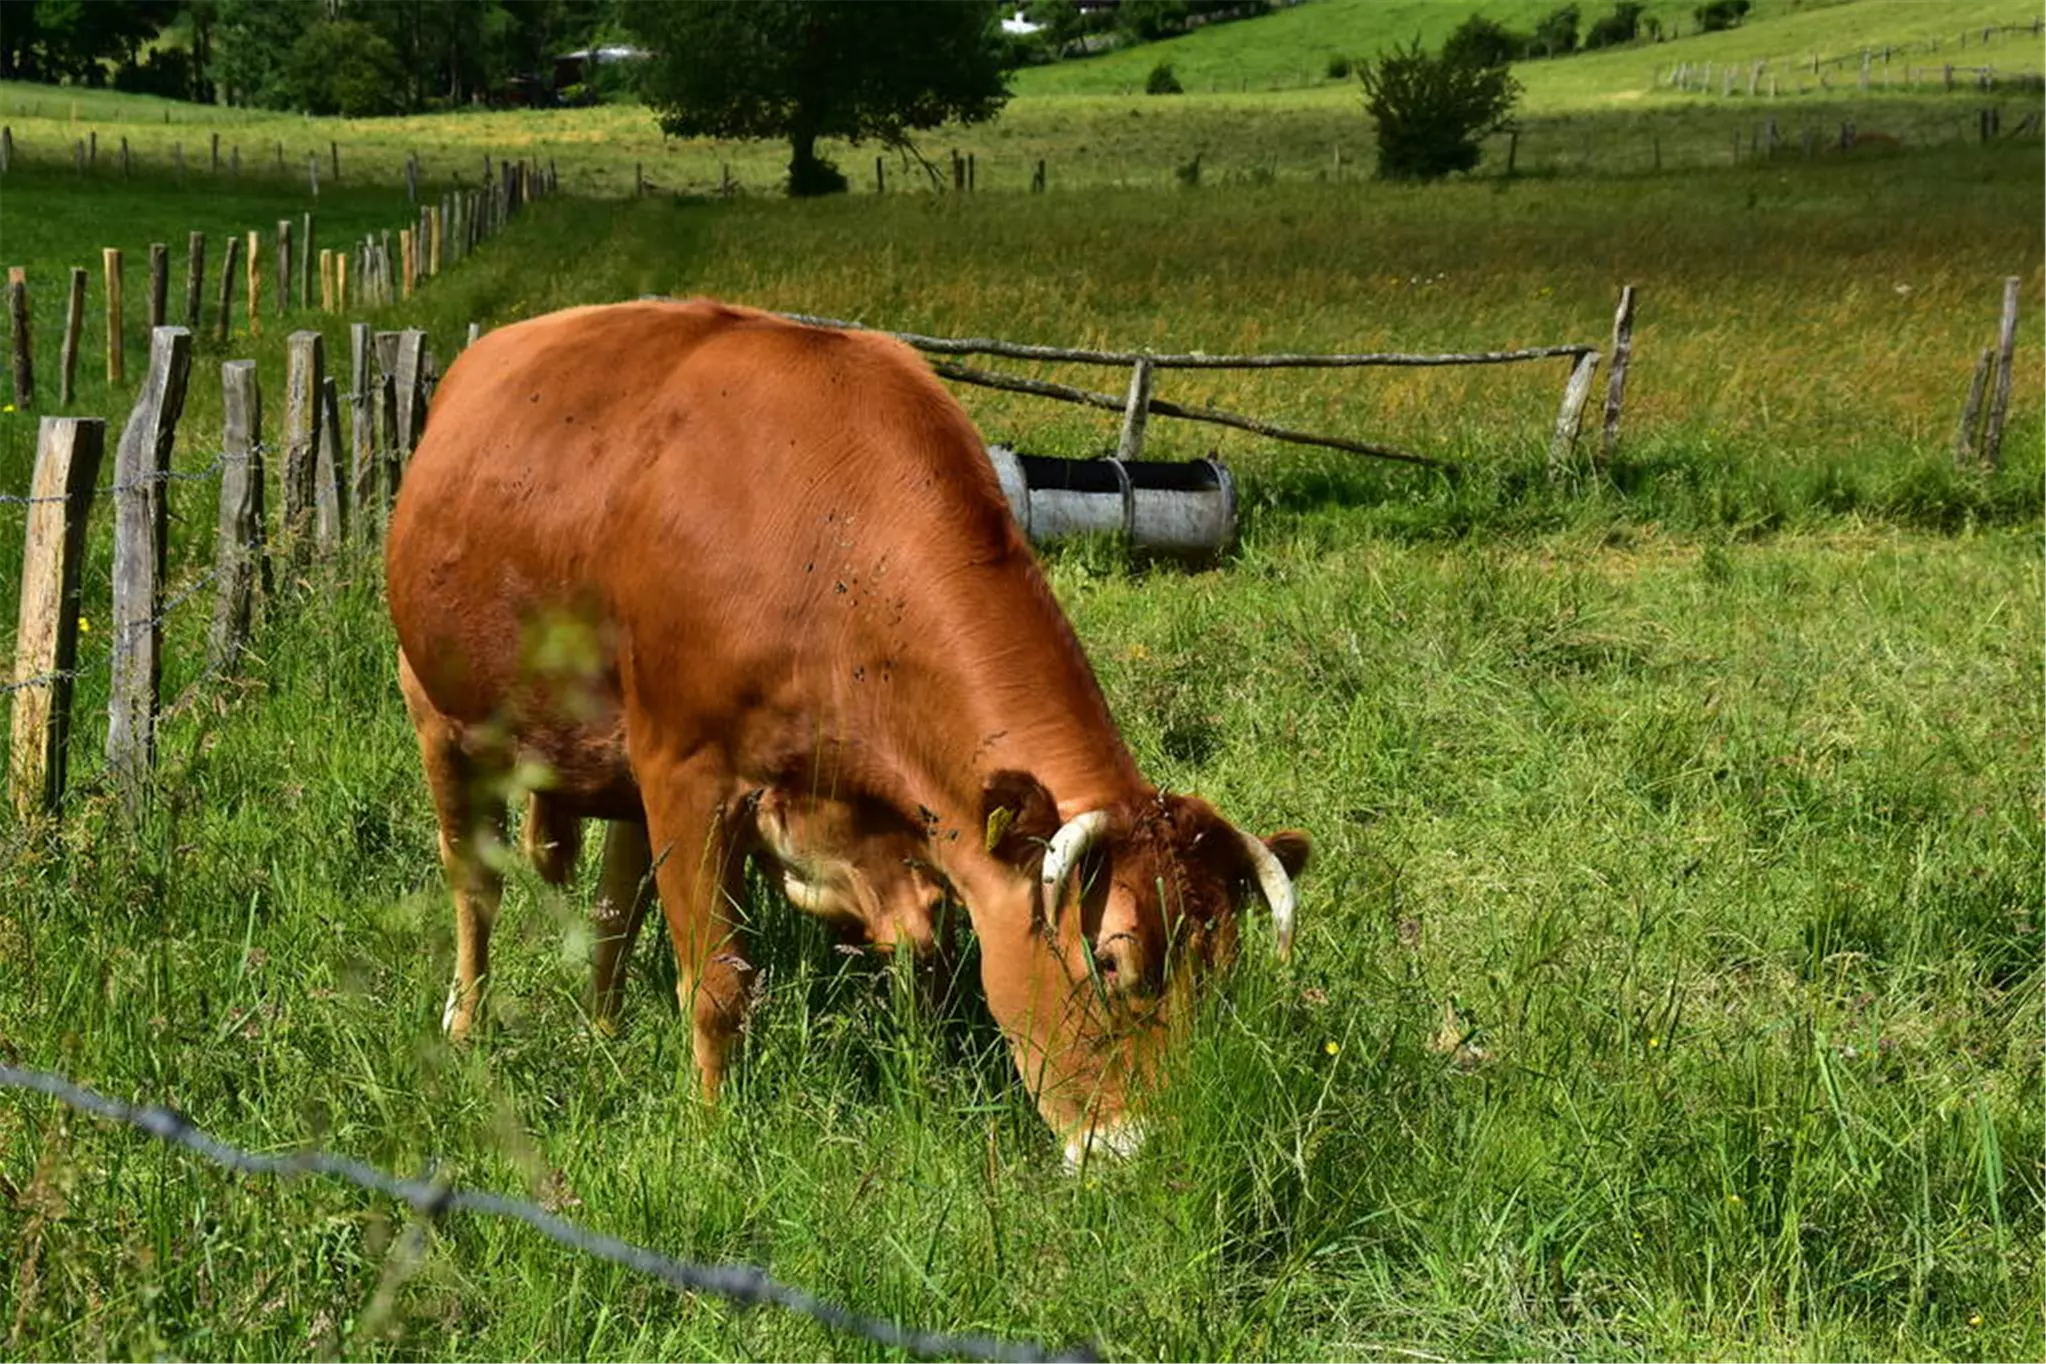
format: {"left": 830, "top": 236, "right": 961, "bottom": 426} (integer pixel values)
{"left": 985, "top": 806, "right": 1015, "bottom": 853}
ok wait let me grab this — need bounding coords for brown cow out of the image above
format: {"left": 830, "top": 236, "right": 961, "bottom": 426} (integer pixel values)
{"left": 386, "top": 299, "right": 1309, "bottom": 1163}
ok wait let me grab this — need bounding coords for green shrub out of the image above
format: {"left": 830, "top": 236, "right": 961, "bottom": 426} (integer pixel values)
{"left": 1326, "top": 53, "right": 1353, "bottom": 80}
{"left": 1443, "top": 15, "right": 1527, "bottom": 67}
{"left": 1696, "top": 0, "right": 1753, "bottom": 32}
{"left": 1146, "top": 60, "right": 1184, "bottom": 95}
{"left": 1359, "top": 38, "right": 1521, "bottom": 180}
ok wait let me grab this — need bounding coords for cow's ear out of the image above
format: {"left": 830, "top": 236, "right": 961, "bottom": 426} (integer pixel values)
{"left": 981, "top": 770, "right": 1060, "bottom": 870}
{"left": 1264, "top": 829, "right": 1312, "bottom": 880}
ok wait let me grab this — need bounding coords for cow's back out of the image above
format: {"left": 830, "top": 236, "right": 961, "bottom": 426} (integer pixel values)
{"left": 386, "top": 299, "right": 1029, "bottom": 798}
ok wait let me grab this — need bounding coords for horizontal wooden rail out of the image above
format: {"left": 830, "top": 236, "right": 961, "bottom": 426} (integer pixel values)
{"left": 929, "top": 360, "right": 1453, "bottom": 472}
{"left": 781, "top": 312, "right": 1593, "bottom": 371}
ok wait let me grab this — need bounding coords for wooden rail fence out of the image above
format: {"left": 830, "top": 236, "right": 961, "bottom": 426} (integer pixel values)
{"left": 5, "top": 321, "right": 437, "bottom": 819}
{"left": 2, "top": 158, "right": 549, "bottom": 414}
{"left": 784, "top": 289, "right": 1641, "bottom": 480}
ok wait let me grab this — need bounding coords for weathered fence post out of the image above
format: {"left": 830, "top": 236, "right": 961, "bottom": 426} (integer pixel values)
{"left": 1979, "top": 275, "right": 2021, "bottom": 469}
{"left": 103, "top": 248, "right": 124, "bottom": 384}
{"left": 9, "top": 417, "right": 107, "bottom": 815}
{"left": 1954, "top": 347, "right": 1993, "bottom": 464}
{"left": 58, "top": 267, "right": 84, "bottom": 406}
{"left": 349, "top": 323, "right": 376, "bottom": 534}
{"left": 400, "top": 228, "right": 415, "bottom": 298}
{"left": 1116, "top": 357, "right": 1156, "bottom": 463}
{"left": 6, "top": 267, "right": 28, "bottom": 408}
{"left": 245, "top": 228, "right": 261, "bottom": 334}
{"left": 275, "top": 219, "right": 292, "bottom": 316}
{"left": 374, "top": 330, "right": 402, "bottom": 504}
{"left": 282, "top": 330, "right": 325, "bottom": 562}
{"left": 106, "top": 326, "right": 195, "bottom": 808}
{"left": 335, "top": 251, "right": 348, "bottom": 314}
{"left": 209, "top": 361, "right": 268, "bottom": 671}
{"left": 1548, "top": 349, "right": 1602, "bottom": 480}
{"left": 184, "top": 231, "right": 205, "bottom": 332}
{"left": 394, "top": 328, "right": 429, "bottom": 464}
{"left": 1600, "top": 285, "right": 1637, "bottom": 464}
{"left": 314, "top": 375, "right": 345, "bottom": 549}
{"left": 146, "top": 242, "right": 168, "bottom": 331}
{"left": 301, "top": 212, "right": 315, "bottom": 312}
{"left": 215, "top": 234, "right": 240, "bottom": 344}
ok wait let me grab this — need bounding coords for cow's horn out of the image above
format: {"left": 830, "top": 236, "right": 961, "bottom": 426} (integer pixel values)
{"left": 1040, "top": 810, "right": 1111, "bottom": 919}
{"left": 1240, "top": 829, "right": 1298, "bottom": 961}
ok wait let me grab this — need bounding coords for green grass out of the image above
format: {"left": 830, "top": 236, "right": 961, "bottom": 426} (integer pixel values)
{"left": 1, "top": 0, "right": 2039, "bottom": 199}
{"left": 1010, "top": 0, "right": 2042, "bottom": 99}
{"left": 0, "top": 45, "right": 2041, "bottom": 1364}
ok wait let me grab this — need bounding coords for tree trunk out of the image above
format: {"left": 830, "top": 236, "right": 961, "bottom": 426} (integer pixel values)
{"left": 787, "top": 127, "right": 846, "bottom": 197}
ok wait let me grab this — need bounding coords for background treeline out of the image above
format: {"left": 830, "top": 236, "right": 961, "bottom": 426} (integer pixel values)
{"left": 0, "top": 0, "right": 624, "bottom": 114}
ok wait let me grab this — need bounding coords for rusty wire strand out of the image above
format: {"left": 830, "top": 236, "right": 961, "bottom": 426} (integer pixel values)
{"left": 0, "top": 1063, "right": 1099, "bottom": 1363}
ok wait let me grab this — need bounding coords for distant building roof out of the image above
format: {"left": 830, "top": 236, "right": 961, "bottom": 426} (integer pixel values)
{"left": 556, "top": 46, "right": 648, "bottom": 64}
{"left": 1001, "top": 10, "right": 1042, "bottom": 35}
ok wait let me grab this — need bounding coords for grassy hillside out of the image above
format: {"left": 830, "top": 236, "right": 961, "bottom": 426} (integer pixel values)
{"left": 1, "top": 0, "right": 2038, "bottom": 201}
{"left": 1011, "top": 0, "right": 2043, "bottom": 99}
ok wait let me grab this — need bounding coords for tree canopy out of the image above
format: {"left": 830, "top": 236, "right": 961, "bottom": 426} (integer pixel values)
{"left": 0, "top": 0, "right": 618, "bottom": 111}
{"left": 624, "top": 0, "right": 1012, "bottom": 197}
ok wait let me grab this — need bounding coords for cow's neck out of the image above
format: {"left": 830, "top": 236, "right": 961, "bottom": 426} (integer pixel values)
{"left": 883, "top": 554, "right": 1150, "bottom": 834}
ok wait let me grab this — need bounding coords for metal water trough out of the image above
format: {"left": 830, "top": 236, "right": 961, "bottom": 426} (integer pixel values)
{"left": 986, "top": 446, "right": 1238, "bottom": 562}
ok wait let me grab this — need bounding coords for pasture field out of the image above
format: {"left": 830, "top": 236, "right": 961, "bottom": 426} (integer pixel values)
{"left": 1, "top": 0, "right": 2040, "bottom": 196}
{"left": 1010, "top": 0, "right": 2045, "bottom": 98}
{"left": 1, "top": 60, "right": 2042, "bottom": 1364}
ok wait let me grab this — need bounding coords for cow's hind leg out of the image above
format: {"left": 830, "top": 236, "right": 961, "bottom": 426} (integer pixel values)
{"left": 399, "top": 652, "right": 509, "bottom": 1041}
{"left": 641, "top": 763, "right": 754, "bottom": 1100}
{"left": 589, "top": 818, "right": 655, "bottom": 1034}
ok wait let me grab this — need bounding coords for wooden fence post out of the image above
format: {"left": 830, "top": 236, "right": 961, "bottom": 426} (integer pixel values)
{"left": 1548, "top": 350, "right": 1602, "bottom": 480}
{"left": 335, "top": 252, "right": 348, "bottom": 313}
{"left": 282, "top": 329, "right": 325, "bottom": 561}
{"left": 1116, "top": 357, "right": 1156, "bottom": 462}
{"left": 314, "top": 375, "right": 345, "bottom": 549}
{"left": 1954, "top": 347, "right": 1992, "bottom": 464}
{"left": 59, "top": 267, "right": 84, "bottom": 406}
{"left": 1979, "top": 275, "right": 2021, "bottom": 469}
{"left": 106, "top": 326, "right": 195, "bottom": 807}
{"left": 146, "top": 242, "right": 168, "bottom": 330}
{"left": 209, "top": 360, "right": 268, "bottom": 671}
{"left": 400, "top": 229, "right": 415, "bottom": 298}
{"left": 9, "top": 417, "right": 107, "bottom": 815}
{"left": 215, "top": 233, "right": 240, "bottom": 344}
{"left": 6, "top": 267, "right": 28, "bottom": 409}
{"left": 1600, "top": 285, "right": 1637, "bottom": 464}
{"left": 374, "top": 331, "right": 402, "bottom": 501}
{"left": 275, "top": 218, "right": 292, "bottom": 316}
{"left": 394, "top": 328, "right": 428, "bottom": 464}
{"left": 103, "top": 248, "right": 124, "bottom": 384}
{"left": 184, "top": 231, "right": 205, "bottom": 332}
{"left": 246, "top": 228, "right": 261, "bottom": 334}
{"left": 301, "top": 212, "right": 315, "bottom": 313}
{"left": 349, "top": 323, "right": 376, "bottom": 533}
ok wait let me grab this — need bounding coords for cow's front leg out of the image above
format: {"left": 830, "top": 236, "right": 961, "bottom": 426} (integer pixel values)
{"left": 642, "top": 765, "right": 754, "bottom": 1100}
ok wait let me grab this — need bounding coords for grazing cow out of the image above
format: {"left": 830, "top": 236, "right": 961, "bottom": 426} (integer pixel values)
{"left": 386, "top": 299, "right": 1309, "bottom": 1163}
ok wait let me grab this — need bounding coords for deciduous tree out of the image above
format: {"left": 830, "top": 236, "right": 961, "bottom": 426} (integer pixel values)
{"left": 626, "top": 0, "right": 1011, "bottom": 197}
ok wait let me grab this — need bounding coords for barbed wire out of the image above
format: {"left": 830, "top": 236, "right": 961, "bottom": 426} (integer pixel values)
{"left": 0, "top": 563, "right": 221, "bottom": 700}
{"left": 0, "top": 1063, "right": 1098, "bottom": 1363}
{"left": 0, "top": 444, "right": 249, "bottom": 509}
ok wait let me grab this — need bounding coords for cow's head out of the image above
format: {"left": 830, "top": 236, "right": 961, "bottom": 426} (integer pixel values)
{"left": 979, "top": 770, "right": 1310, "bottom": 1160}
